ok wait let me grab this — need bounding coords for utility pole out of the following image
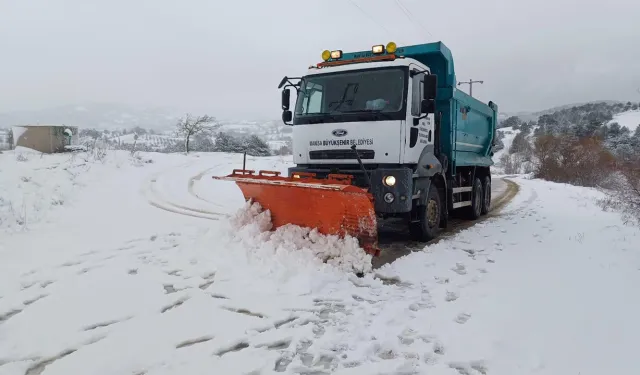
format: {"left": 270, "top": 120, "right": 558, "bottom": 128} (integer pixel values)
{"left": 457, "top": 79, "right": 484, "bottom": 97}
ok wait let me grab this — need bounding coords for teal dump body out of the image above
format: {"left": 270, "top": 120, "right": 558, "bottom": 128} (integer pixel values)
{"left": 445, "top": 88, "right": 498, "bottom": 171}
{"left": 339, "top": 42, "right": 498, "bottom": 176}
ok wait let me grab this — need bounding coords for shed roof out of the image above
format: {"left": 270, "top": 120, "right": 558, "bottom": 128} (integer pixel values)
{"left": 12, "top": 124, "right": 78, "bottom": 128}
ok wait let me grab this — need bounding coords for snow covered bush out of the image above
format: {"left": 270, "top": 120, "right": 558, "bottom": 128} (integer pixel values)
{"left": 213, "top": 131, "right": 245, "bottom": 153}
{"left": 499, "top": 115, "right": 522, "bottom": 129}
{"left": 241, "top": 134, "right": 271, "bottom": 157}
{"left": 497, "top": 130, "right": 535, "bottom": 174}
{"left": 500, "top": 153, "right": 534, "bottom": 175}
{"left": 598, "top": 155, "right": 640, "bottom": 226}
{"left": 213, "top": 131, "right": 272, "bottom": 156}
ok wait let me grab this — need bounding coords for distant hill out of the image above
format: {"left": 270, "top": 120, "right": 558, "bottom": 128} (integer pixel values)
{"left": 0, "top": 103, "right": 183, "bottom": 131}
{"left": 499, "top": 100, "right": 627, "bottom": 123}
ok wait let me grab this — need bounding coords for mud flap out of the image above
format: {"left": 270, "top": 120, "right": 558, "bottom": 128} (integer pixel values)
{"left": 213, "top": 169, "right": 380, "bottom": 256}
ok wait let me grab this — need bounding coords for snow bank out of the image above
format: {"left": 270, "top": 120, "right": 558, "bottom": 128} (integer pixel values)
{"left": 0, "top": 148, "right": 154, "bottom": 233}
{"left": 221, "top": 200, "right": 373, "bottom": 274}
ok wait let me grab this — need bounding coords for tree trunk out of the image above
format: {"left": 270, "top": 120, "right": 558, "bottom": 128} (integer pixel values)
{"left": 185, "top": 136, "right": 190, "bottom": 154}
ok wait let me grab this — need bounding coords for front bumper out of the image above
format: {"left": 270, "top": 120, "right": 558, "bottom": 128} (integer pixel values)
{"left": 288, "top": 166, "right": 414, "bottom": 214}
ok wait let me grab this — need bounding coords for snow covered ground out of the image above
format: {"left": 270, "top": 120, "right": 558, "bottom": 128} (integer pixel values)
{"left": 1, "top": 149, "right": 639, "bottom": 375}
{"left": 609, "top": 109, "right": 640, "bottom": 132}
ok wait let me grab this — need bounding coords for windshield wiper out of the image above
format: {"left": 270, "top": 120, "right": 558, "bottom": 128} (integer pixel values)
{"left": 328, "top": 83, "right": 359, "bottom": 112}
{"left": 300, "top": 112, "right": 340, "bottom": 124}
{"left": 341, "top": 109, "right": 394, "bottom": 120}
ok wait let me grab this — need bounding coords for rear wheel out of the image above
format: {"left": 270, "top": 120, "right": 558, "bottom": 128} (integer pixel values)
{"left": 481, "top": 175, "right": 491, "bottom": 215}
{"left": 410, "top": 184, "right": 442, "bottom": 242}
{"left": 464, "top": 177, "right": 483, "bottom": 220}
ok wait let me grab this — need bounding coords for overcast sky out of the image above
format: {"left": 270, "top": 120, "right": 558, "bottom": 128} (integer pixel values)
{"left": 1, "top": 0, "right": 639, "bottom": 119}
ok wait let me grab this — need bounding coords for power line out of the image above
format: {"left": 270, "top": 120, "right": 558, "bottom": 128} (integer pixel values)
{"left": 393, "top": 0, "right": 434, "bottom": 39}
{"left": 347, "top": 0, "right": 399, "bottom": 43}
{"left": 457, "top": 79, "right": 484, "bottom": 97}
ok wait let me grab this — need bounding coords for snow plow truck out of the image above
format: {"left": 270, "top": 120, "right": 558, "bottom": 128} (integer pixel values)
{"left": 214, "top": 41, "right": 498, "bottom": 256}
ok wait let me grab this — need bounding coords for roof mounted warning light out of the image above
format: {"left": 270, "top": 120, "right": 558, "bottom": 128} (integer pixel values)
{"left": 372, "top": 44, "right": 385, "bottom": 54}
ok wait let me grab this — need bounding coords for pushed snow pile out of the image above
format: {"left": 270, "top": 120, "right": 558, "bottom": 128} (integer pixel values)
{"left": 221, "top": 200, "right": 373, "bottom": 274}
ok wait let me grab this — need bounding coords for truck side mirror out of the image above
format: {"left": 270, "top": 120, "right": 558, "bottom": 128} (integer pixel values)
{"left": 281, "top": 88, "right": 291, "bottom": 110}
{"left": 421, "top": 99, "right": 435, "bottom": 114}
{"left": 424, "top": 74, "right": 437, "bottom": 100}
{"left": 282, "top": 110, "right": 292, "bottom": 124}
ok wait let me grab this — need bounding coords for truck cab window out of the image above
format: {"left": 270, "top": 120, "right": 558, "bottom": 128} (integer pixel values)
{"left": 292, "top": 67, "right": 407, "bottom": 125}
{"left": 297, "top": 82, "right": 324, "bottom": 115}
{"left": 411, "top": 73, "right": 424, "bottom": 117}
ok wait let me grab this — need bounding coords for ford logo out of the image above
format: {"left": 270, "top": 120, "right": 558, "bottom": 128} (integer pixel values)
{"left": 332, "top": 129, "right": 348, "bottom": 137}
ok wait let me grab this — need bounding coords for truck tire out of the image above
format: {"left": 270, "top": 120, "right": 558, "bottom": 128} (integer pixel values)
{"left": 481, "top": 175, "right": 491, "bottom": 215}
{"left": 409, "top": 184, "right": 441, "bottom": 242}
{"left": 465, "top": 177, "right": 483, "bottom": 220}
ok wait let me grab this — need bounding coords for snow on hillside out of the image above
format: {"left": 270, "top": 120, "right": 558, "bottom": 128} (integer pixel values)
{"left": 609, "top": 110, "right": 640, "bottom": 132}
{"left": 492, "top": 127, "right": 520, "bottom": 172}
{"left": 1, "top": 150, "right": 639, "bottom": 375}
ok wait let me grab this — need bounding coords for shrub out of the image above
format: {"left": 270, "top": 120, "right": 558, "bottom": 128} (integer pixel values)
{"left": 533, "top": 134, "right": 617, "bottom": 188}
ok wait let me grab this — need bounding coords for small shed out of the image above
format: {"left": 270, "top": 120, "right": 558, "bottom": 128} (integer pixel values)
{"left": 12, "top": 125, "right": 79, "bottom": 153}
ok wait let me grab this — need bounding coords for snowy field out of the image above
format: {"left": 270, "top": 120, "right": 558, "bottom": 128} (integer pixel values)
{"left": 1, "top": 148, "right": 639, "bottom": 375}
{"left": 609, "top": 109, "right": 640, "bottom": 132}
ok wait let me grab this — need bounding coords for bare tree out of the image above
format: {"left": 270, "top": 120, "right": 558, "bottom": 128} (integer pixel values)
{"left": 7, "top": 128, "right": 14, "bottom": 150}
{"left": 175, "top": 114, "right": 218, "bottom": 153}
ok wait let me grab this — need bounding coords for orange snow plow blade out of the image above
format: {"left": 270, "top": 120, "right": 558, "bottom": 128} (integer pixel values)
{"left": 213, "top": 169, "right": 380, "bottom": 256}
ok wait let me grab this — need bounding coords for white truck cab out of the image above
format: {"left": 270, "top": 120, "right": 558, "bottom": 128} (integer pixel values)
{"left": 285, "top": 57, "right": 436, "bottom": 167}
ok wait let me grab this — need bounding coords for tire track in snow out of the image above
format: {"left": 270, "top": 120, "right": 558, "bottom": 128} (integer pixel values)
{"left": 187, "top": 167, "right": 226, "bottom": 207}
{"left": 374, "top": 178, "right": 521, "bottom": 269}
{"left": 142, "top": 161, "right": 230, "bottom": 221}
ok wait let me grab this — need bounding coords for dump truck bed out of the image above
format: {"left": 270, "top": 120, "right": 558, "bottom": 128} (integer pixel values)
{"left": 439, "top": 88, "right": 497, "bottom": 172}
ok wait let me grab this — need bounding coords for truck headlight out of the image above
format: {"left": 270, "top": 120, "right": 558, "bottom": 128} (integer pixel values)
{"left": 383, "top": 175, "right": 396, "bottom": 187}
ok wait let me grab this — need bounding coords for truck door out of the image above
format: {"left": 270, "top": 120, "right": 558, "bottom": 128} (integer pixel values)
{"left": 403, "top": 64, "right": 435, "bottom": 164}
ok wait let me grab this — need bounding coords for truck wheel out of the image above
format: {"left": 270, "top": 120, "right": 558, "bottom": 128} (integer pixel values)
{"left": 465, "top": 177, "right": 483, "bottom": 220}
{"left": 481, "top": 176, "right": 491, "bottom": 215}
{"left": 410, "top": 184, "right": 441, "bottom": 242}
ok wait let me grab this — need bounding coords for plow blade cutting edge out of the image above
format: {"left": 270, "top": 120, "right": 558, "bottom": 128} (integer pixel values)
{"left": 213, "top": 169, "right": 380, "bottom": 256}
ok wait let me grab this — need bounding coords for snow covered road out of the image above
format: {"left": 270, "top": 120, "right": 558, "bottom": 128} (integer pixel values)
{"left": 1, "top": 150, "right": 639, "bottom": 375}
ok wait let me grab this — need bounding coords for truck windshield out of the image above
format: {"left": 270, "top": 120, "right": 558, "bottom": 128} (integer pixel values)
{"left": 293, "top": 67, "right": 406, "bottom": 124}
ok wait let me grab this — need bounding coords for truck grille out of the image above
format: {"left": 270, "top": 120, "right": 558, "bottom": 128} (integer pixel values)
{"left": 309, "top": 149, "right": 375, "bottom": 160}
